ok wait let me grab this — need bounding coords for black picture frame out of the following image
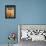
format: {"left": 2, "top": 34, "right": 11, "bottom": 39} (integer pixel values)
{"left": 5, "top": 5, "right": 16, "bottom": 19}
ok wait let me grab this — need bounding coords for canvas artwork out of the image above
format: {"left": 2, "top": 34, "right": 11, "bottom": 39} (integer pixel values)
{"left": 5, "top": 5, "right": 16, "bottom": 19}
{"left": 18, "top": 25, "right": 46, "bottom": 41}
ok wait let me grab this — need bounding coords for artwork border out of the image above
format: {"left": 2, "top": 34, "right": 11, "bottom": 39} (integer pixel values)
{"left": 5, "top": 5, "right": 16, "bottom": 19}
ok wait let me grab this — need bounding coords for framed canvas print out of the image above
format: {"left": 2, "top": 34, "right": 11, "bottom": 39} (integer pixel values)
{"left": 5, "top": 5, "right": 16, "bottom": 19}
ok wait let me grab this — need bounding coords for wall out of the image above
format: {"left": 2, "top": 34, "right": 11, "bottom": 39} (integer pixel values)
{"left": 0, "top": 0, "right": 18, "bottom": 44}
{"left": 16, "top": 0, "right": 46, "bottom": 24}
{"left": 0, "top": 0, "right": 46, "bottom": 44}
